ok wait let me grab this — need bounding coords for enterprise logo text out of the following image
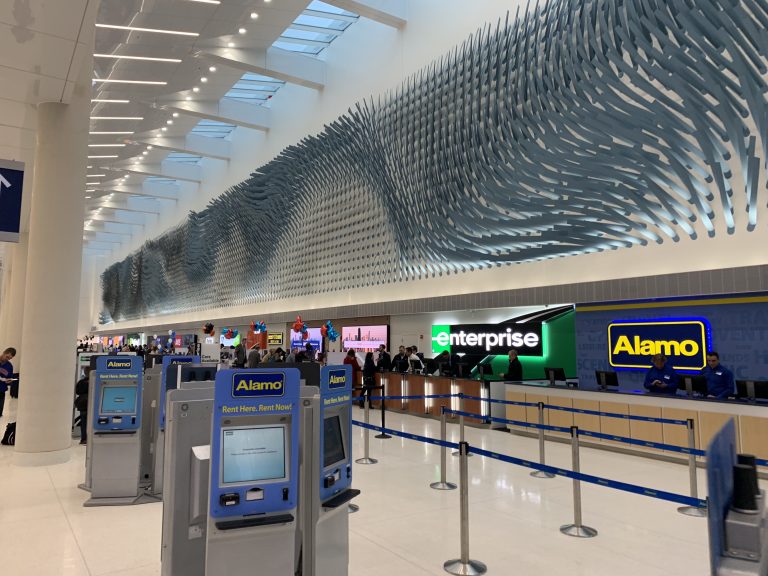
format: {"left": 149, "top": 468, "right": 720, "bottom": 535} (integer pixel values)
{"left": 432, "top": 328, "right": 539, "bottom": 352}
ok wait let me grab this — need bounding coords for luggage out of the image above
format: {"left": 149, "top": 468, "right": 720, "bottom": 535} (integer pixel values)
{"left": 1, "top": 422, "right": 16, "bottom": 446}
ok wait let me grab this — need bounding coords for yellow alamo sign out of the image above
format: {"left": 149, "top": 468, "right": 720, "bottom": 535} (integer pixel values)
{"left": 607, "top": 319, "right": 710, "bottom": 371}
{"left": 611, "top": 335, "right": 700, "bottom": 357}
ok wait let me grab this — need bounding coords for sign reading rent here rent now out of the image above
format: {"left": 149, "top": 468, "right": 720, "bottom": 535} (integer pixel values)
{"left": 0, "top": 160, "right": 24, "bottom": 243}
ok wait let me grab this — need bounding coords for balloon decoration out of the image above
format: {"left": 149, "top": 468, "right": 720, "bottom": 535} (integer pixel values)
{"left": 320, "top": 320, "right": 339, "bottom": 342}
{"left": 251, "top": 321, "right": 267, "bottom": 333}
{"left": 203, "top": 322, "right": 215, "bottom": 337}
{"left": 222, "top": 328, "right": 239, "bottom": 339}
{"left": 292, "top": 316, "right": 309, "bottom": 340}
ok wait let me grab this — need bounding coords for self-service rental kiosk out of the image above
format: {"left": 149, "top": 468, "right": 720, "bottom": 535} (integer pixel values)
{"left": 84, "top": 356, "right": 144, "bottom": 506}
{"left": 301, "top": 365, "right": 359, "bottom": 576}
{"left": 206, "top": 369, "right": 301, "bottom": 576}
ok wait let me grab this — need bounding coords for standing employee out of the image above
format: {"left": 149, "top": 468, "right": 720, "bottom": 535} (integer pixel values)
{"left": 644, "top": 354, "right": 679, "bottom": 394}
{"left": 500, "top": 349, "right": 523, "bottom": 381}
{"left": 0, "top": 347, "right": 17, "bottom": 418}
{"left": 701, "top": 351, "right": 735, "bottom": 399}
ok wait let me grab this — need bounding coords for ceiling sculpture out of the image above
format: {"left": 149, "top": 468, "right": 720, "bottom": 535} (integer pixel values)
{"left": 102, "top": 0, "right": 768, "bottom": 322}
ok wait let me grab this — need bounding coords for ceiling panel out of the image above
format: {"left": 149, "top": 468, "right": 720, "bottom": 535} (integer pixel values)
{"left": 0, "top": 0, "right": 89, "bottom": 42}
{"left": 0, "top": 21, "right": 77, "bottom": 80}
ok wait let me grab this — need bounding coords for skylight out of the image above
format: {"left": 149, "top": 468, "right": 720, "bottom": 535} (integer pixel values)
{"left": 190, "top": 119, "right": 237, "bottom": 139}
{"left": 273, "top": 1, "right": 357, "bottom": 55}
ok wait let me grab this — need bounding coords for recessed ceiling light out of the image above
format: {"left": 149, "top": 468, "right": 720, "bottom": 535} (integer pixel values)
{"left": 95, "top": 24, "right": 199, "bottom": 37}
{"left": 91, "top": 98, "right": 130, "bottom": 103}
{"left": 161, "top": 127, "right": 168, "bottom": 131}
{"left": 185, "top": 96, "right": 192, "bottom": 101}
{"left": 166, "top": 120, "right": 173, "bottom": 125}
{"left": 200, "top": 77, "right": 208, "bottom": 83}
{"left": 88, "top": 155, "right": 119, "bottom": 158}
{"left": 90, "top": 116, "right": 144, "bottom": 120}
{"left": 227, "top": 42, "right": 235, "bottom": 48}
{"left": 238, "top": 28, "right": 247, "bottom": 34}
{"left": 142, "top": 151, "right": 148, "bottom": 155}
{"left": 250, "top": 12, "right": 258, "bottom": 19}
{"left": 89, "top": 131, "right": 134, "bottom": 135}
{"left": 88, "top": 143, "right": 126, "bottom": 147}
{"left": 85, "top": 196, "right": 92, "bottom": 199}
{"left": 94, "top": 54, "right": 182, "bottom": 63}
{"left": 209, "top": 66, "right": 217, "bottom": 72}
{"left": 147, "top": 145, "right": 153, "bottom": 150}
{"left": 92, "top": 79, "right": 167, "bottom": 85}
{"left": 172, "top": 112, "right": 179, "bottom": 118}
{"left": 192, "top": 86, "right": 200, "bottom": 92}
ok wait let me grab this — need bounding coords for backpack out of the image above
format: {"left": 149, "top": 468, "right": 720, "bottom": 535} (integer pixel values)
{"left": 1, "top": 422, "right": 16, "bottom": 446}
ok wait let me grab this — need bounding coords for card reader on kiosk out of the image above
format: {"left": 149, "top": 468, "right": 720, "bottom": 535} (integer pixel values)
{"left": 301, "top": 365, "right": 359, "bottom": 576}
{"left": 84, "top": 355, "right": 144, "bottom": 506}
{"left": 206, "top": 369, "right": 301, "bottom": 576}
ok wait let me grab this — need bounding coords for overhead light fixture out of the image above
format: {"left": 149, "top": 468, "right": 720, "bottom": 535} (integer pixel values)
{"left": 88, "top": 155, "right": 118, "bottom": 158}
{"left": 238, "top": 28, "right": 247, "bottom": 34}
{"left": 250, "top": 12, "right": 258, "bottom": 19}
{"left": 86, "top": 189, "right": 96, "bottom": 192}
{"left": 90, "top": 116, "right": 144, "bottom": 120}
{"left": 92, "top": 79, "right": 167, "bottom": 85}
{"left": 87, "top": 174, "right": 106, "bottom": 177}
{"left": 192, "top": 86, "right": 200, "bottom": 92}
{"left": 209, "top": 66, "right": 217, "bottom": 72}
{"left": 88, "top": 143, "right": 126, "bottom": 147}
{"left": 172, "top": 112, "right": 179, "bottom": 118}
{"left": 200, "top": 76, "right": 208, "bottom": 83}
{"left": 188, "top": 0, "right": 220, "bottom": 3}
{"left": 85, "top": 196, "right": 92, "bottom": 199}
{"left": 91, "top": 98, "right": 130, "bottom": 103}
{"left": 89, "top": 131, "right": 134, "bottom": 135}
{"left": 95, "top": 24, "right": 199, "bottom": 37}
{"left": 166, "top": 120, "right": 173, "bottom": 125}
{"left": 185, "top": 96, "right": 192, "bottom": 101}
{"left": 94, "top": 54, "right": 182, "bottom": 63}
{"left": 142, "top": 151, "right": 149, "bottom": 155}
{"left": 161, "top": 127, "right": 168, "bottom": 132}
{"left": 227, "top": 42, "right": 235, "bottom": 48}
{"left": 147, "top": 145, "right": 153, "bottom": 150}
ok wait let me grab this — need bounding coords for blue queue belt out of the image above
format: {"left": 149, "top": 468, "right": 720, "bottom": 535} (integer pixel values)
{"left": 351, "top": 420, "right": 705, "bottom": 508}
{"left": 444, "top": 409, "right": 707, "bottom": 457}
{"left": 458, "top": 394, "right": 536, "bottom": 408}
{"left": 355, "top": 394, "right": 456, "bottom": 401}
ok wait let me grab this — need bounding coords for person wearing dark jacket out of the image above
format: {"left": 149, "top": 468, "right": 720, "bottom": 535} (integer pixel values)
{"left": 75, "top": 368, "right": 91, "bottom": 445}
{"left": 701, "top": 351, "right": 735, "bottom": 399}
{"left": 644, "top": 354, "right": 678, "bottom": 394}
{"left": 343, "top": 349, "right": 362, "bottom": 387}
{"left": 376, "top": 345, "right": 392, "bottom": 372}
{"left": 0, "top": 347, "right": 16, "bottom": 418}
{"left": 233, "top": 342, "right": 246, "bottom": 368}
{"left": 500, "top": 349, "right": 523, "bottom": 381}
{"left": 360, "top": 352, "right": 377, "bottom": 408}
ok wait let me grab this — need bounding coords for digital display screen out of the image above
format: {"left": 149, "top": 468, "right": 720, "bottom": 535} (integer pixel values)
{"left": 219, "top": 333, "right": 242, "bottom": 347}
{"left": 289, "top": 328, "right": 323, "bottom": 353}
{"left": 221, "top": 426, "right": 287, "bottom": 485}
{"left": 342, "top": 325, "right": 388, "bottom": 352}
{"left": 100, "top": 385, "right": 138, "bottom": 415}
{"left": 323, "top": 416, "right": 346, "bottom": 469}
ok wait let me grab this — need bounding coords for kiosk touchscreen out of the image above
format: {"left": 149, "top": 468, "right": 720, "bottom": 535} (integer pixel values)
{"left": 301, "top": 365, "right": 359, "bottom": 576}
{"left": 84, "top": 356, "right": 144, "bottom": 506}
{"left": 206, "top": 369, "right": 301, "bottom": 576}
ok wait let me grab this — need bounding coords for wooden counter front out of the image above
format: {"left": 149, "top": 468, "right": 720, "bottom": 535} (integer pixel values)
{"left": 405, "top": 375, "right": 427, "bottom": 416}
{"left": 429, "top": 376, "right": 454, "bottom": 418}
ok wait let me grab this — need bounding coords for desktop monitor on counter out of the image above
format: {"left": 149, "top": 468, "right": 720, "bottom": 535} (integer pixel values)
{"left": 679, "top": 375, "right": 708, "bottom": 397}
{"left": 595, "top": 370, "right": 619, "bottom": 390}
{"left": 736, "top": 380, "right": 768, "bottom": 402}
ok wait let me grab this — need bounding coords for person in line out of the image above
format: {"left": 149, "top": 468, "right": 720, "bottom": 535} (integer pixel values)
{"left": 247, "top": 344, "right": 261, "bottom": 368}
{"left": 376, "top": 344, "right": 392, "bottom": 372}
{"left": 701, "top": 351, "right": 735, "bottom": 399}
{"left": 233, "top": 341, "right": 246, "bottom": 368}
{"left": 74, "top": 367, "right": 90, "bottom": 445}
{"left": 285, "top": 348, "right": 298, "bottom": 363}
{"left": 500, "top": 349, "right": 523, "bottom": 381}
{"left": 392, "top": 346, "right": 409, "bottom": 373}
{"left": 343, "top": 349, "right": 363, "bottom": 388}
{"left": 304, "top": 343, "right": 316, "bottom": 362}
{"left": 360, "top": 352, "right": 377, "bottom": 408}
{"left": 0, "top": 347, "right": 17, "bottom": 418}
{"left": 407, "top": 346, "right": 424, "bottom": 374}
{"left": 644, "top": 354, "right": 679, "bottom": 394}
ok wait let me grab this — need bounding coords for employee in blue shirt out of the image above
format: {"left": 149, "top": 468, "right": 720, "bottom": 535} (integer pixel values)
{"left": 701, "top": 351, "right": 735, "bottom": 399}
{"left": 644, "top": 353, "right": 678, "bottom": 394}
{"left": 0, "top": 347, "right": 17, "bottom": 417}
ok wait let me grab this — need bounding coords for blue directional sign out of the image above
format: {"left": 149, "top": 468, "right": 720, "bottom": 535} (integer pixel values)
{"left": 0, "top": 160, "right": 25, "bottom": 243}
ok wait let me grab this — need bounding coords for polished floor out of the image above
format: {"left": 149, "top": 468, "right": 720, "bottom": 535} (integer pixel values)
{"left": 0, "top": 396, "right": 719, "bottom": 575}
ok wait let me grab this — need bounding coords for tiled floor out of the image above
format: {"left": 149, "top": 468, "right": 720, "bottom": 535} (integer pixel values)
{"left": 0, "top": 396, "right": 716, "bottom": 575}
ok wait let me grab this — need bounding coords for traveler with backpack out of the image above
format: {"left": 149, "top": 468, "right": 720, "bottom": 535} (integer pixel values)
{"left": 74, "top": 368, "right": 91, "bottom": 445}
{"left": 0, "top": 347, "right": 17, "bottom": 419}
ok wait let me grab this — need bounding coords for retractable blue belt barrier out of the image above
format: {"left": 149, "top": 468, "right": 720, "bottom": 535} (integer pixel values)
{"left": 354, "top": 394, "right": 455, "bottom": 401}
{"left": 543, "top": 403, "right": 689, "bottom": 426}
{"left": 460, "top": 394, "right": 536, "bottom": 408}
{"left": 351, "top": 420, "right": 705, "bottom": 508}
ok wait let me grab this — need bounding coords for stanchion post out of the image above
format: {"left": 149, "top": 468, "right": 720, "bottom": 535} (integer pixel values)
{"left": 431, "top": 407, "right": 457, "bottom": 491}
{"left": 453, "top": 395, "right": 473, "bottom": 457}
{"left": 355, "top": 400, "right": 378, "bottom": 465}
{"left": 560, "top": 426, "right": 598, "bottom": 538}
{"left": 375, "top": 382, "right": 391, "bottom": 439}
{"left": 678, "top": 418, "right": 707, "bottom": 517}
{"left": 444, "top": 442, "right": 487, "bottom": 576}
{"left": 531, "top": 401, "right": 555, "bottom": 479}
{"left": 348, "top": 503, "right": 359, "bottom": 514}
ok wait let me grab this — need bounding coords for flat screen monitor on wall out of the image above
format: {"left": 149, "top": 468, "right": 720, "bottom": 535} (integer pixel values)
{"left": 220, "top": 425, "right": 288, "bottom": 485}
{"left": 341, "top": 325, "right": 389, "bottom": 352}
{"left": 289, "top": 328, "right": 323, "bottom": 353}
{"left": 219, "top": 333, "right": 242, "bottom": 347}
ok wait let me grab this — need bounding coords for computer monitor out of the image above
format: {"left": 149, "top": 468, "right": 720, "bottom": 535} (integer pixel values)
{"left": 736, "top": 380, "right": 768, "bottom": 402}
{"left": 679, "top": 375, "right": 709, "bottom": 397}
{"left": 595, "top": 370, "right": 619, "bottom": 390}
{"left": 100, "top": 385, "right": 138, "bottom": 415}
{"left": 220, "top": 425, "right": 288, "bottom": 485}
{"left": 323, "top": 415, "right": 346, "bottom": 469}
{"left": 544, "top": 367, "right": 566, "bottom": 385}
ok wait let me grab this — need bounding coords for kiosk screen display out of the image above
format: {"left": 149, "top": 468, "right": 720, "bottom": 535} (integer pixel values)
{"left": 100, "top": 385, "right": 138, "bottom": 415}
{"left": 222, "top": 426, "right": 287, "bottom": 485}
{"left": 323, "top": 416, "right": 346, "bottom": 468}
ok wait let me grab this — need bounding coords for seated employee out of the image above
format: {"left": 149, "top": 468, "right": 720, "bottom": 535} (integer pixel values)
{"left": 499, "top": 349, "right": 523, "bottom": 381}
{"left": 701, "top": 351, "right": 735, "bottom": 399}
{"left": 644, "top": 354, "right": 678, "bottom": 394}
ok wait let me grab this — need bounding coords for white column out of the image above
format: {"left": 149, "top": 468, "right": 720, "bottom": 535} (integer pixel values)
{"left": 13, "top": 63, "right": 92, "bottom": 465}
{"left": 0, "top": 234, "right": 29, "bottom": 365}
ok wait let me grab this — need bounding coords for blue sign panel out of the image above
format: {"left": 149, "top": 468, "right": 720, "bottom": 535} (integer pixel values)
{"left": 608, "top": 317, "right": 712, "bottom": 372}
{"left": 0, "top": 161, "right": 24, "bottom": 243}
{"left": 319, "top": 365, "right": 353, "bottom": 503}
{"left": 328, "top": 368, "right": 348, "bottom": 390}
{"left": 231, "top": 372, "right": 286, "bottom": 398}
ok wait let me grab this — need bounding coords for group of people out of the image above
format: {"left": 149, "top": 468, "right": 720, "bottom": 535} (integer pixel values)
{"left": 644, "top": 351, "right": 735, "bottom": 399}
{"left": 231, "top": 342, "right": 324, "bottom": 368}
